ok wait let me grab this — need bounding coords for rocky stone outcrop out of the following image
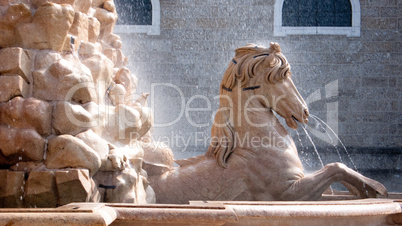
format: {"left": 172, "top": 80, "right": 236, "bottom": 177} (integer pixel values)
{"left": 0, "top": 0, "right": 155, "bottom": 208}
{"left": 0, "top": 126, "right": 46, "bottom": 165}
{"left": 52, "top": 101, "right": 99, "bottom": 135}
{"left": 17, "top": 3, "right": 75, "bottom": 51}
{"left": 46, "top": 135, "right": 102, "bottom": 175}
{"left": 32, "top": 58, "right": 97, "bottom": 103}
{"left": 0, "top": 97, "right": 52, "bottom": 136}
{"left": 76, "top": 130, "right": 110, "bottom": 160}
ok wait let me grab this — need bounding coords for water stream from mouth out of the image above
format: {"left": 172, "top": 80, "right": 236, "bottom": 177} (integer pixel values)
{"left": 308, "top": 116, "right": 344, "bottom": 163}
{"left": 300, "top": 125, "right": 324, "bottom": 168}
{"left": 299, "top": 124, "right": 334, "bottom": 194}
{"left": 310, "top": 114, "right": 358, "bottom": 172}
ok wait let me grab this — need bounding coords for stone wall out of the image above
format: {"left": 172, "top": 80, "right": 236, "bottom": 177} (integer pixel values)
{"left": 117, "top": 1, "right": 401, "bottom": 190}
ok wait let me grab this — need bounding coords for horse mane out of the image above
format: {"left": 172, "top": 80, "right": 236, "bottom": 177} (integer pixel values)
{"left": 221, "top": 42, "right": 291, "bottom": 89}
{"left": 205, "top": 42, "right": 291, "bottom": 168}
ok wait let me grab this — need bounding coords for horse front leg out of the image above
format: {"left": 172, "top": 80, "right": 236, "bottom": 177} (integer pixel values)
{"left": 280, "top": 162, "right": 388, "bottom": 201}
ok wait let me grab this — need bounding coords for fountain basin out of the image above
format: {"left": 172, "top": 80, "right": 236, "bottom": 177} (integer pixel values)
{"left": 1, "top": 196, "right": 401, "bottom": 225}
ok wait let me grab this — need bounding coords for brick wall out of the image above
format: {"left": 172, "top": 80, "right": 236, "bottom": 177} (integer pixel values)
{"left": 116, "top": 0, "right": 401, "bottom": 190}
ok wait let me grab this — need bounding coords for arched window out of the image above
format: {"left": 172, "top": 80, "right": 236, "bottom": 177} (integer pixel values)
{"left": 114, "top": 0, "right": 160, "bottom": 35}
{"left": 274, "top": 0, "right": 360, "bottom": 37}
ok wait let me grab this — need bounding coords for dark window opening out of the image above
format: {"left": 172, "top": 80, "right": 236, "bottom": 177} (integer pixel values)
{"left": 114, "top": 0, "right": 152, "bottom": 25}
{"left": 282, "top": 0, "right": 352, "bottom": 27}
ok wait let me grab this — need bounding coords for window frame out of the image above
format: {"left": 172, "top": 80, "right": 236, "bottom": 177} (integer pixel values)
{"left": 273, "top": 0, "right": 360, "bottom": 37}
{"left": 113, "top": 0, "right": 160, "bottom": 35}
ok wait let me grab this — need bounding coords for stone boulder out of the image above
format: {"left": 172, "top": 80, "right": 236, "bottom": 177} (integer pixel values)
{"left": 24, "top": 171, "right": 58, "bottom": 208}
{"left": 33, "top": 58, "right": 97, "bottom": 103}
{"left": 3, "top": 3, "right": 32, "bottom": 24}
{"left": 82, "top": 53, "right": 114, "bottom": 100}
{"left": 16, "top": 3, "right": 75, "bottom": 51}
{"left": 0, "top": 23, "right": 16, "bottom": 49}
{"left": 0, "top": 3, "right": 31, "bottom": 47}
{"left": 46, "top": 135, "right": 102, "bottom": 175}
{"left": 52, "top": 0, "right": 92, "bottom": 14}
{"left": 103, "top": 48, "right": 117, "bottom": 65}
{"left": 93, "top": 1, "right": 117, "bottom": 38}
{"left": 76, "top": 129, "right": 110, "bottom": 160}
{"left": 104, "top": 34, "right": 122, "bottom": 49}
{"left": 78, "top": 41, "right": 102, "bottom": 60}
{"left": 0, "top": 97, "right": 52, "bottom": 136}
{"left": 55, "top": 169, "right": 100, "bottom": 205}
{"left": 53, "top": 101, "right": 100, "bottom": 136}
{"left": 69, "top": 11, "right": 89, "bottom": 49}
{"left": 0, "top": 76, "right": 29, "bottom": 103}
{"left": 0, "top": 170, "right": 25, "bottom": 208}
{"left": 0, "top": 126, "right": 46, "bottom": 164}
{"left": 33, "top": 50, "right": 62, "bottom": 70}
{"left": 0, "top": 47, "right": 32, "bottom": 83}
{"left": 88, "top": 17, "right": 101, "bottom": 43}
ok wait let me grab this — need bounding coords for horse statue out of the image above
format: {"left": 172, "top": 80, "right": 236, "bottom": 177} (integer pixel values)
{"left": 148, "top": 43, "right": 387, "bottom": 204}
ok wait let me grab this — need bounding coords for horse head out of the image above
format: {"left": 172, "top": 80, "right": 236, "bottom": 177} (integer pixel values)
{"left": 208, "top": 43, "right": 310, "bottom": 168}
{"left": 221, "top": 42, "right": 309, "bottom": 129}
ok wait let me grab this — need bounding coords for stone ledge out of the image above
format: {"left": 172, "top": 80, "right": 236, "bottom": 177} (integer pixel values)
{"left": 0, "top": 203, "right": 117, "bottom": 226}
{"left": 3, "top": 198, "right": 401, "bottom": 225}
{"left": 110, "top": 198, "right": 402, "bottom": 225}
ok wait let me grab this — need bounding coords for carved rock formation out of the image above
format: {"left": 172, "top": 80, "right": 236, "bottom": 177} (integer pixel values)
{"left": 0, "top": 0, "right": 157, "bottom": 207}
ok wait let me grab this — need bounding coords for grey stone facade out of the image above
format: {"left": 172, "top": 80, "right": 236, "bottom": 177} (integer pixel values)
{"left": 116, "top": 0, "right": 401, "bottom": 191}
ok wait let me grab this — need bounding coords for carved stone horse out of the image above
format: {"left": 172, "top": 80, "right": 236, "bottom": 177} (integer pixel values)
{"left": 149, "top": 43, "right": 387, "bottom": 203}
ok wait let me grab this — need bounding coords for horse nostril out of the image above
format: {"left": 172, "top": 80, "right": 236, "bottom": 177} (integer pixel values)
{"left": 304, "top": 109, "right": 310, "bottom": 117}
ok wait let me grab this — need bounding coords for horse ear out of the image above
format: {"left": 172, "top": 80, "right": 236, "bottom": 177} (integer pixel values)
{"left": 269, "top": 42, "right": 281, "bottom": 53}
